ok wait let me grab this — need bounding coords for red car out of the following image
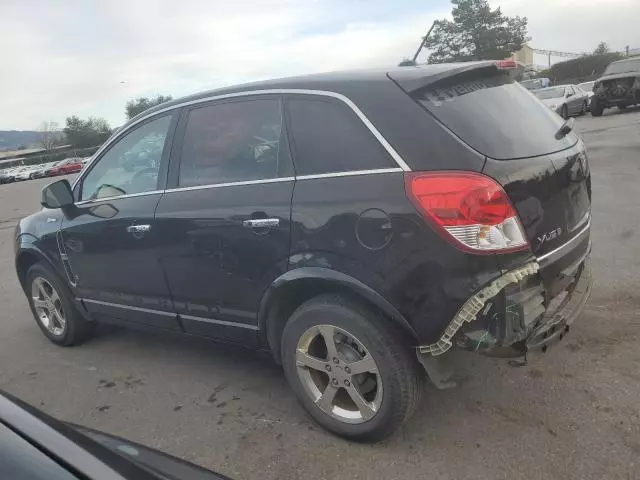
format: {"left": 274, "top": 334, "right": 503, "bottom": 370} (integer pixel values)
{"left": 46, "top": 158, "right": 84, "bottom": 176}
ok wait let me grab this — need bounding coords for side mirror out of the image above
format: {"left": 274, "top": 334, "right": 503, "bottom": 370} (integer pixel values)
{"left": 41, "top": 179, "right": 74, "bottom": 209}
{"left": 567, "top": 92, "right": 574, "bottom": 98}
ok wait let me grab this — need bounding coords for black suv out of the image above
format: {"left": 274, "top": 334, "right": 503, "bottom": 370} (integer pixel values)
{"left": 15, "top": 61, "right": 592, "bottom": 441}
{"left": 590, "top": 56, "right": 640, "bottom": 116}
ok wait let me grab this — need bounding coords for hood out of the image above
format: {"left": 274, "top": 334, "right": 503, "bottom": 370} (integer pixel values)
{"left": 71, "top": 424, "right": 230, "bottom": 480}
{"left": 541, "top": 98, "right": 562, "bottom": 108}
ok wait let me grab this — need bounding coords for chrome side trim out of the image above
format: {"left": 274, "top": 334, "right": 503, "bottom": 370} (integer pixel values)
{"left": 180, "top": 313, "right": 259, "bottom": 331}
{"left": 73, "top": 88, "right": 411, "bottom": 191}
{"left": 82, "top": 298, "right": 176, "bottom": 317}
{"left": 569, "top": 210, "right": 591, "bottom": 233}
{"left": 296, "top": 167, "right": 403, "bottom": 180}
{"left": 56, "top": 232, "right": 77, "bottom": 287}
{"left": 81, "top": 299, "right": 259, "bottom": 330}
{"left": 536, "top": 219, "right": 591, "bottom": 263}
{"left": 164, "top": 176, "right": 294, "bottom": 194}
{"left": 75, "top": 189, "right": 164, "bottom": 206}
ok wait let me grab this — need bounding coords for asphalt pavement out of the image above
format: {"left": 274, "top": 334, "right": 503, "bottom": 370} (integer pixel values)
{"left": 1, "top": 108, "right": 639, "bottom": 480}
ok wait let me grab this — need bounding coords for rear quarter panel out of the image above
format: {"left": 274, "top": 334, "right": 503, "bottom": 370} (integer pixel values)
{"left": 289, "top": 172, "right": 503, "bottom": 343}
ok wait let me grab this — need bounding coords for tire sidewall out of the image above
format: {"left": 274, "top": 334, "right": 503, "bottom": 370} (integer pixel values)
{"left": 281, "top": 298, "right": 413, "bottom": 440}
{"left": 26, "top": 263, "right": 79, "bottom": 345}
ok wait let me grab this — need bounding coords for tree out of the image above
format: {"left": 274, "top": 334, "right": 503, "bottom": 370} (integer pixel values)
{"left": 125, "top": 95, "right": 173, "bottom": 120}
{"left": 424, "top": 0, "right": 529, "bottom": 63}
{"left": 63, "top": 116, "right": 112, "bottom": 148}
{"left": 593, "top": 42, "right": 610, "bottom": 55}
{"left": 37, "top": 121, "right": 65, "bottom": 151}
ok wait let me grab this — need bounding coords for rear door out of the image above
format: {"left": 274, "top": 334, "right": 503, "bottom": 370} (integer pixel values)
{"left": 392, "top": 65, "right": 591, "bottom": 269}
{"left": 154, "top": 95, "right": 294, "bottom": 344}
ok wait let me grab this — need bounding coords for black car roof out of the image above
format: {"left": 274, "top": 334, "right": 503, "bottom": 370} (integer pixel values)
{"left": 131, "top": 61, "right": 498, "bottom": 124}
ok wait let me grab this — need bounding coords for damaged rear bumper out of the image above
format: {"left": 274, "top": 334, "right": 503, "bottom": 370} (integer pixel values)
{"left": 418, "top": 255, "right": 592, "bottom": 358}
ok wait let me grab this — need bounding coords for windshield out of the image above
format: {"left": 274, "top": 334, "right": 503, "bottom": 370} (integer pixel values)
{"left": 534, "top": 87, "right": 566, "bottom": 100}
{"left": 604, "top": 58, "right": 640, "bottom": 75}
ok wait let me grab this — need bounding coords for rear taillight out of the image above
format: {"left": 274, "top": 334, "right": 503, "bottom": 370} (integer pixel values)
{"left": 405, "top": 172, "right": 529, "bottom": 253}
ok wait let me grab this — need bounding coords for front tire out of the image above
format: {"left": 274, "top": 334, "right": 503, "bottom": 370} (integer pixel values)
{"left": 25, "top": 263, "right": 93, "bottom": 346}
{"left": 560, "top": 104, "right": 569, "bottom": 119}
{"left": 281, "top": 294, "right": 422, "bottom": 442}
{"left": 580, "top": 101, "right": 587, "bottom": 116}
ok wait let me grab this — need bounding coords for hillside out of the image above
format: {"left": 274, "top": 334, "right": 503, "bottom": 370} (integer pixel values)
{"left": 0, "top": 131, "right": 41, "bottom": 151}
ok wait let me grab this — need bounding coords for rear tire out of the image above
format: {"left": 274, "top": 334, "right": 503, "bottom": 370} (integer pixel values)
{"left": 591, "top": 98, "right": 603, "bottom": 117}
{"left": 618, "top": 105, "right": 627, "bottom": 111}
{"left": 281, "top": 294, "right": 422, "bottom": 442}
{"left": 25, "top": 263, "right": 93, "bottom": 346}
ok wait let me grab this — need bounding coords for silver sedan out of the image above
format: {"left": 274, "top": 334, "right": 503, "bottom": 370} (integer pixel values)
{"left": 534, "top": 85, "right": 590, "bottom": 118}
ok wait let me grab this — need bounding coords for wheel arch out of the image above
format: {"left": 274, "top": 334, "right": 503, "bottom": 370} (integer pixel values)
{"left": 15, "top": 244, "right": 57, "bottom": 293}
{"left": 258, "top": 267, "right": 419, "bottom": 363}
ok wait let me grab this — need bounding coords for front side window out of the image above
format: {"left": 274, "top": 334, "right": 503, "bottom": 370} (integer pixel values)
{"left": 178, "top": 98, "right": 290, "bottom": 187}
{"left": 80, "top": 115, "right": 172, "bottom": 201}
{"left": 286, "top": 97, "right": 395, "bottom": 176}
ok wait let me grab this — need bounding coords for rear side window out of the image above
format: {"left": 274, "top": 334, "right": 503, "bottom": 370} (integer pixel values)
{"left": 286, "top": 97, "right": 395, "bottom": 175}
{"left": 411, "top": 69, "right": 577, "bottom": 160}
{"left": 178, "top": 98, "right": 292, "bottom": 187}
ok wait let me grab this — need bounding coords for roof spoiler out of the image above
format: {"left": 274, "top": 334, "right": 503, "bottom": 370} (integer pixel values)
{"left": 387, "top": 61, "right": 502, "bottom": 93}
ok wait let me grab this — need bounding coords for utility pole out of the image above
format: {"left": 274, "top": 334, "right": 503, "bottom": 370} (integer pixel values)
{"left": 626, "top": 45, "right": 630, "bottom": 57}
{"left": 411, "top": 22, "right": 437, "bottom": 64}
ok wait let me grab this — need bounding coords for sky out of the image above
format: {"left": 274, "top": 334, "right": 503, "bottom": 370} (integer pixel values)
{"left": 1, "top": 0, "right": 639, "bottom": 130}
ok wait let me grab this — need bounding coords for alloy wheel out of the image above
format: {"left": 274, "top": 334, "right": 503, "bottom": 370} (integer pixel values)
{"left": 31, "top": 277, "right": 66, "bottom": 336}
{"left": 295, "top": 324, "right": 383, "bottom": 424}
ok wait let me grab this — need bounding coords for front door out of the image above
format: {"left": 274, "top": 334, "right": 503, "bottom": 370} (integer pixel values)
{"left": 61, "top": 113, "right": 180, "bottom": 330}
{"left": 154, "top": 96, "right": 294, "bottom": 344}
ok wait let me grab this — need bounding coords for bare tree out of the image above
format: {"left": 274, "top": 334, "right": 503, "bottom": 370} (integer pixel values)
{"left": 38, "top": 121, "right": 65, "bottom": 151}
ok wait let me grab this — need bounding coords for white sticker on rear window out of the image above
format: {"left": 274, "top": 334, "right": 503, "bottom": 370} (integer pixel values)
{"left": 422, "top": 78, "right": 499, "bottom": 107}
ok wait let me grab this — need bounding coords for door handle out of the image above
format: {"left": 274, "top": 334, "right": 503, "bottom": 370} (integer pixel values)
{"left": 242, "top": 218, "right": 279, "bottom": 229}
{"left": 126, "top": 224, "right": 151, "bottom": 234}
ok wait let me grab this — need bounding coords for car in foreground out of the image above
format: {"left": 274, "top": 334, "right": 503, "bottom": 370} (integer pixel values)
{"left": 533, "top": 84, "right": 589, "bottom": 118}
{"left": 0, "top": 390, "right": 229, "bottom": 479}
{"left": 591, "top": 57, "right": 640, "bottom": 116}
{"left": 15, "top": 61, "right": 592, "bottom": 442}
{"left": 47, "top": 157, "right": 84, "bottom": 176}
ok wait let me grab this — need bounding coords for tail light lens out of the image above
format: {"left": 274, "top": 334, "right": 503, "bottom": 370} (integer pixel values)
{"left": 405, "top": 172, "right": 529, "bottom": 253}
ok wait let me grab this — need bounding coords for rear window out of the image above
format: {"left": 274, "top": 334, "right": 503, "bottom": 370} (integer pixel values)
{"left": 410, "top": 69, "right": 577, "bottom": 160}
{"left": 286, "top": 97, "right": 395, "bottom": 175}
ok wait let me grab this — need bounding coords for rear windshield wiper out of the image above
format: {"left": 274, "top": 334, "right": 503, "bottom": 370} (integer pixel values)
{"left": 555, "top": 117, "right": 575, "bottom": 140}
